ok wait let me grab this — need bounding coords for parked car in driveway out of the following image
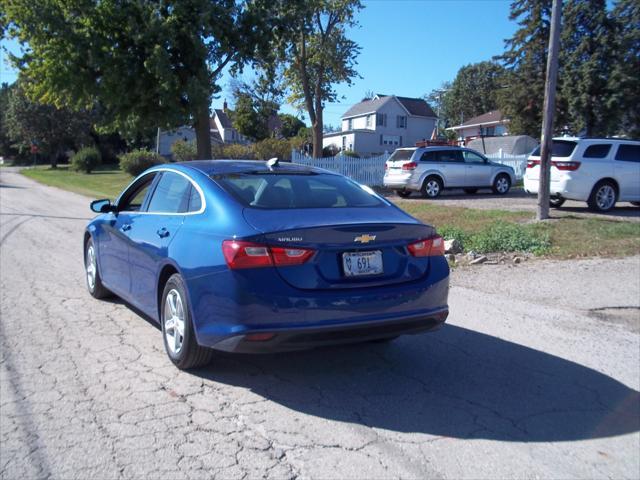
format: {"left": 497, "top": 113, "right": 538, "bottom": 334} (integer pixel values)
{"left": 524, "top": 137, "right": 640, "bottom": 212}
{"left": 84, "top": 161, "right": 450, "bottom": 369}
{"left": 383, "top": 146, "right": 516, "bottom": 198}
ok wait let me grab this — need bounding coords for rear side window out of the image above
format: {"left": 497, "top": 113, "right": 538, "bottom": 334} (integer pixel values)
{"left": 615, "top": 144, "right": 640, "bottom": 163}
{"left": 532, "top": 140, "right": 577, "bottom": 157}
{"left": 187, "top": 185, "right": 203, "bottom": 212}
{"left": 436, "top": 150, "right": 464, "bottom": 163}
{"left": 420, "top": 151, "right": 437, "bottom": 162}
{"left": 583, "top": 144, "right": 612, "bottom": 158}
{"left": 147, "top": 172, "right": 191, "bottom": 213}
{"left": 214, "top": 173, "right": 382, "bottom": 209}
{"left": 387, "top": 149, "right": 415, "bottom": 162}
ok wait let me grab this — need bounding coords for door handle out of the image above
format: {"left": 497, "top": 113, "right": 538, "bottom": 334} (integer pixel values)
{"left": 120, "top": 224, "right": 132, "bottom": 232}
{"left": 156, "top": 227, "right": 170, "bottom": 238}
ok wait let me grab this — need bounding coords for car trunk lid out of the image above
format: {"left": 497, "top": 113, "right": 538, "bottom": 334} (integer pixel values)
{"left": 243, "top": 207, "right": 436, "bottom": 290}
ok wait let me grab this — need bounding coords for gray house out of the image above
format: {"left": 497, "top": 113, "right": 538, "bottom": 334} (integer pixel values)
{"left": 156, "top": 103, "right": 247, "bottom": 159}
{"left": 323, "top": 94, "right": 437, "bottom": 156}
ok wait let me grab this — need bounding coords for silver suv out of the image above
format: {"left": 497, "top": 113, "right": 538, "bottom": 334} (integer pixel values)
{"left": 383, "top": 146, "right": 516, "bottom": 198}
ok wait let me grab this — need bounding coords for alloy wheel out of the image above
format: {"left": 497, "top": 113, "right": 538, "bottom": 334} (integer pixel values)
{"left": 86, "top": 245, "right": 96, "bottom": 291}
{"left": 425, "top": 180, "right": 440, "bottom": 197}
{"left": 164, "top": 289, "right": 186, "bottom": 355}
{"left": 596, "top": 185, "right": 615, "bottom": 211}
{"left": 496, "top": 177, "right": 510, "bottom": 193}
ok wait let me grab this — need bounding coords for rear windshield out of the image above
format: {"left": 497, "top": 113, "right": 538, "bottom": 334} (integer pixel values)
{"left": 213, "top": 172, "right": 383, "bottom": 209}
{"left": 387, "top": 149, "right": 415, "bottom": 162}
{"left": 531, "top": 140, "right": 577, "bottom": 157}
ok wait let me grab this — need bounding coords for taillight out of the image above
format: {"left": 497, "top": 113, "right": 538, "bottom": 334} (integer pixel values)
{"left": 270, "top": 247, "right": 315, "bottom": 266}
{"left": 407, "top": 235, "right": 444, "bottom": 257}
{"left": 527, "top": 160, "right": 540, "bottom": 169}
{"left": 222, "top": 240, "right": 315, "bottom": 269}
{"left": 553, "top": 161, "right": 581, "bottom": 171}
{"left": 402, "top": 162, "right": 418, "bottom": 171}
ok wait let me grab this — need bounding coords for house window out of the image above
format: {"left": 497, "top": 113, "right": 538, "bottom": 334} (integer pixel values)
{"left": 366, "top": 115, "right": 372, "bottom": 128}
{"left": 342, "top": 136, "right": 346, "bottom": 150}
{"left": 382, "top": 135, "right": 400, "bottom": 146}
{"left": 376, "top": 113, "right": 387, "bottom": 127}
{"left": 347, "top": 118, "right": 353, "bottom": 130}
{"left": 396, "top": 115, "right": 407, "bottom": 128}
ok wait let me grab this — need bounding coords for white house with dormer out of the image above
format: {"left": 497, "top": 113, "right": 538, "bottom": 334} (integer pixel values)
{"left": 322, "top": 94, "right": 437, "bottom": 156}
{"left": 156, "top": 101, "right": 248, "bottom": 159}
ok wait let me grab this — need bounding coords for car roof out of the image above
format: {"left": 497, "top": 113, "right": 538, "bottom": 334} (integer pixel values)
{"left": 169, "top": 160, "right": 329, "bottom": 176}
{"left": 552, "top": 136, "right": 640, "bottom": 144}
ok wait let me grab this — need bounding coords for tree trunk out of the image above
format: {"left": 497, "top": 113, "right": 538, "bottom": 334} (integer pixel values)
{"left": 312, "top": 89, "right": 324, "bottom": 158}
{"left": 194, "top": 101, "right": 211, "bottom": 160}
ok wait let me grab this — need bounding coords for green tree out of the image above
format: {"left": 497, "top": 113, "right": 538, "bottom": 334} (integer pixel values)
{"left": 4, "top": 82, "right": 92, "bottom": 167}
{"left": 0, "top": 83, "right": 18, "bottom": 159}
{"left": 497, "top": 0, "right": 552, "bottom": 137}
{"left": 608, "top": 0, "right": 640, "bottom": 137}
{"left": 275, "top": 0, "right": 363, "bottom": 157}
{"left": 279, "top": 114, "right": 306, "bottom": 138}
{"left": 441, "top": 62, "right": 506, "bottom": 127}
{"left": 1, "top": 0, "right": 274, "bottom": 159}
{"left": 559, "top": 0, "right": 613, "bottom": 136}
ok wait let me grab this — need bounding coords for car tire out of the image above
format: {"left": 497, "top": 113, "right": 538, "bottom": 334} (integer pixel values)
{"left": 492, "top": 174, "right": 511, "bottom": 195}
{"left": 421, "top": 176, "right": 443, "bottom": 198}
{"left": 396, "top": 189, "right": 412, "bottom": 198}
{"left": 85, "top": 238, "right": 111, "bottom": 299}
{"left": 550, "top": 196, "right": 566, "bottom": 208}
{"left": 587, "top": 180, "right": 617, "bottom": 212}
{"left": 464, "top": 188, "right": 478, "bottom": 194}
{"left": 161, "top": 274, "right": 213, "bottom": 370}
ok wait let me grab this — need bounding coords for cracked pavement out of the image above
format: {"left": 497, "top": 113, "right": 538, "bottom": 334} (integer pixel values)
{"left": 1, "top": 168, "right": 639, "bottom": 479}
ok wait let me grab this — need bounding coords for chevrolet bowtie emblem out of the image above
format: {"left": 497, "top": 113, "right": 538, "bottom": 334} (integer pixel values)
{"left": 354, "top": 234, "right": 376, "bottom": 244}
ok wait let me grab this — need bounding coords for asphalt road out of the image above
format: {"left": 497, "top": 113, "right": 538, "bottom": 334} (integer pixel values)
{"left": 1, "top": 169, "right": 639, "bottom": 479}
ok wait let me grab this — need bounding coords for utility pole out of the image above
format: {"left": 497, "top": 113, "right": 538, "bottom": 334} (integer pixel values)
{"left": 537, "top": 0, "right": 562, "bottom": 221}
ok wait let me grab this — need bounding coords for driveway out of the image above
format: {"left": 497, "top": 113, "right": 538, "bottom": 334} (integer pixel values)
{"left": 1, "top": 169, "right": 639, "bottom": 479}
{"left": 387, "top": 188, "right": 640, "bottom": 222}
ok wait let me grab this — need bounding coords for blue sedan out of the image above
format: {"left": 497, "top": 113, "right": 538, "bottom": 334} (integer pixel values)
{"left": 85, "top": 160, "right": 450, "bottom": 369}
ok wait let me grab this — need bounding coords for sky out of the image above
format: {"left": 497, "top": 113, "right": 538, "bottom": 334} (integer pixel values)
{"left": 0, "top": 0, "right": 518, "bottom": 129}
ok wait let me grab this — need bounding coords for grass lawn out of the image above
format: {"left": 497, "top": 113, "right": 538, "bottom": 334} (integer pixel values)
{"left": 20, "top": 166, "right": 640, "bottom": 259}
{"left": 397, "top": 202, "right": 640, "bottom": 258}
{"left": 22, "top": 164, "right": 132, "bottom": 199}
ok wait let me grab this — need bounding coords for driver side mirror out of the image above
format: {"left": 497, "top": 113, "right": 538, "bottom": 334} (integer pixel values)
{"left": 90, "top": 199, "right": 116, "bottom": 214}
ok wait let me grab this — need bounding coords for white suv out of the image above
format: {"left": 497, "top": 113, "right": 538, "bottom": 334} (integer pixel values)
{"left": 523, "top": 137, "right": 640, "bottom": 211}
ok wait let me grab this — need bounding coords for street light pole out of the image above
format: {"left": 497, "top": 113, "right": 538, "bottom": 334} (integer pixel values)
{"left": 537, "top": 0, "right": 562, "bottom": 221}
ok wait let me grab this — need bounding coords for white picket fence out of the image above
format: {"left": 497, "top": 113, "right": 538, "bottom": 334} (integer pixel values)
{"left": 291, "top": 150, "right": 390, "bottom": 186}
{"left": 291, "top": 149, "right": 530, "bottom": 186}
{"left": 485, "top": 151, "right": 530, "bottom": 180}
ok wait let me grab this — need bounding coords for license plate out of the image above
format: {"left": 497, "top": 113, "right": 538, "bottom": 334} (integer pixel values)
{"left": 342, "top": 251, "right": 383, "bottom": 277}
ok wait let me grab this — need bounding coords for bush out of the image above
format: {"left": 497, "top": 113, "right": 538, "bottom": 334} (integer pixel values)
{"left": 252, "top": 138, "right": 292, "bottom": 161}
{"left": 341, "top": 150, "right": 360, "bottom": 158}
{"left": 220, "top": 143, "right": 255, "bottom": 160}
{"left": 70, "top": 147, "right": 101, "bottom": 173}
{"left": 467, "top": 221, "right": 550, "bottom": 255}
{"left": 438, "top": 226, "right": 471, "bottom": 249}
{"left": 322, "top": 145, "right": 339, "bottom": 157}
{"left": 119, "top": 149, "right": 166, "bottom": 176}
{"left": 170, "top": 140, "right": 197, "bottom": 162}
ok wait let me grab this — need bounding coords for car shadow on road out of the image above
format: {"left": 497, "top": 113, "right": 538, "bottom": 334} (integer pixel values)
{"left": 192, "top": 324, "right": 640, "bottom": 443}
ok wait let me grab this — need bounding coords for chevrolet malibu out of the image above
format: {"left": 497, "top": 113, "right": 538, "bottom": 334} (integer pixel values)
{"left": 84, "top": 161, "right": 450, "bottom": 369}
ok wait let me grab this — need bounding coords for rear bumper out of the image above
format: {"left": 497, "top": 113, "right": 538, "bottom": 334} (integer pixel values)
{"left": 524, "top": 175, "right": 590, "bottom": 201}
{"left": 211, "top": 308, "right": 449, "bottom": 353}
{"left": 186, "top": 256, "right": 450, "bottom": 352}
